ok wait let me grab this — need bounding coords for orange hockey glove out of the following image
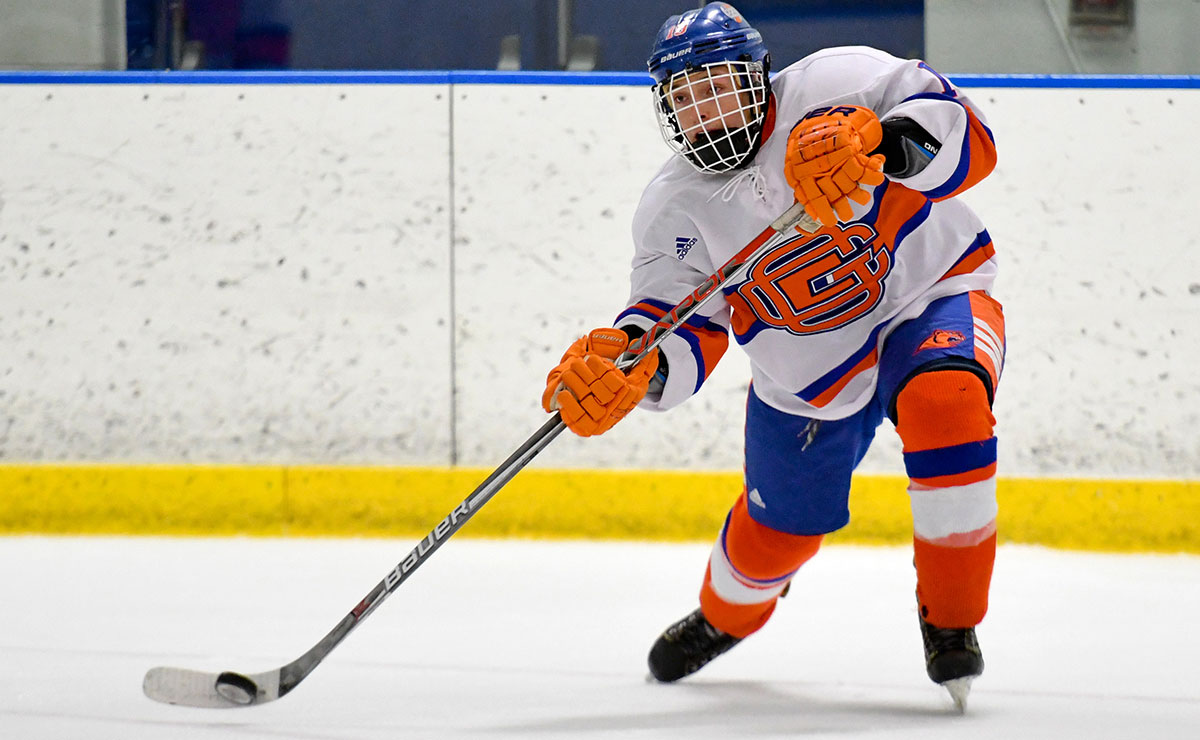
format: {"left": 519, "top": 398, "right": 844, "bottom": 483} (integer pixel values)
{"left": 541, "top": 328, "right": 659, "bottom": 437}
{"left": 784, "top": 106, "right": 887, "bottom": 229}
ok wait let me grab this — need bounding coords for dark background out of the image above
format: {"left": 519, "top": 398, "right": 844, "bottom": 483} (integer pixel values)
{"left": 126, "top": 1, "right": 925, "bottom": 72}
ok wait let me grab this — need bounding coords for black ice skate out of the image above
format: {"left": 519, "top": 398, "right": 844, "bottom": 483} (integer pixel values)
{"left": 919, "top": 614, "right": 984, "bottom": 712}
{"left": 647, "top": 608, "right": 742, "bottom": 682}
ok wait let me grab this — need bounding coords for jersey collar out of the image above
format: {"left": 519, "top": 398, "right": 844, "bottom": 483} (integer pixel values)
{"left": 759, "top": 93, "right": 778, "bottom": 145}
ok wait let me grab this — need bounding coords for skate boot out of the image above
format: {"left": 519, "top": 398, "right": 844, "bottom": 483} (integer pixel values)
{"left": 648, "top": 608, "right": 742, "bottom": 682}
{"left": 919, "top": 614, "right": 984, "bottom": 711}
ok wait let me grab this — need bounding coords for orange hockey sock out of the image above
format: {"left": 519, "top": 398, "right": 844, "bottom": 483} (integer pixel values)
{"left": 914, "top": 531, "right": 997, "bottom": 627}
{"left": 700, "top": 492, "right": 823, "bottom": 637}
{"left": 895, "top": 370, "right": 998, "bottom": 629}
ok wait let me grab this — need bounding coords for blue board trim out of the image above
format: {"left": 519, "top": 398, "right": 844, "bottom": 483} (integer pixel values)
{"left": 0, "top": 70, "right": 1196, "bottom": 89}
{"left": 947, "top": 74, "right": 1200, "bottom": 89}
{"left": 0, "top": 70, "right": 654, "bottom": 86}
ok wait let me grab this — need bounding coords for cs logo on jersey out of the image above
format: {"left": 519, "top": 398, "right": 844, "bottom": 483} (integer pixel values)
{"left": 732, "top": 223, "right": 892, "bottom": 335}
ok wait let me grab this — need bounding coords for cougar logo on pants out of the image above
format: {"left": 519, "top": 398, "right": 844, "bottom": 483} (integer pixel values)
{"left": 732, "top": 223, "right": 891, "bottom": 335}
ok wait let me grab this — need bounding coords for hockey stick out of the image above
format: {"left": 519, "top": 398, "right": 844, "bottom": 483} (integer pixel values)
{"left": 142, "top": 202, "right": 818, "bottom": 708}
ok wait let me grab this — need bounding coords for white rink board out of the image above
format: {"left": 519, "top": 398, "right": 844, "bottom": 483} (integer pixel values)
{"left": 0, "top": 81, "right": 1198, "bottom": 476}
{"left": 452, "top": 84, "right": 1200, "bottom": 476}
{"left": 0, "top": 84, "right": 453, "bottom": 464}
{"left": 450, "top": 83, "right": 758, "bottom": 471}
{"left": 964, "top": 88, "right": 1200, "bottom": 477}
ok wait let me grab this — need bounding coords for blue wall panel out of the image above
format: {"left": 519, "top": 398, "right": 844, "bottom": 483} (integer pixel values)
{"left": 134, "top": 0, "right": 924, "bottom": 72}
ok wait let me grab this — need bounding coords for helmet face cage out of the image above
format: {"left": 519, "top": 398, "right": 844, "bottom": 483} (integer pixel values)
{"left": 654, "top": 60, "right": 769, "bottom": 174}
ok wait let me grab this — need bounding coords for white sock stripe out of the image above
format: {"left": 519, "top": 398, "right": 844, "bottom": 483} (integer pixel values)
{"left": 908, "top": 476, "right": 998, "bottom": 542}
{"left": 715, "top": 530, "right": 792, "bottom": 582}
{"left": 717, "top": 530, "right": 796, "bottom": 587}
{"left": 707, "top": 541, "right": 790, "bottom": 606}
{"left": 918, "top": 518, "right": 997, "bottom": 547}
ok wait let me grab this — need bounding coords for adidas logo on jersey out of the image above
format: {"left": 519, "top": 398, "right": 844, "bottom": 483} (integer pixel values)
{"left": 675, "top": 236, "right": 697, "bottom": 260}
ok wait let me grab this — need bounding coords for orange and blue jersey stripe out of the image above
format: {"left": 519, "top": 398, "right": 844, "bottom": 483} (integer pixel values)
{"left": 864, "top": 179, "right": 932, "bottom": 250}
{"left": 616, "top": 298, "right": 729, "bottom": 393}
{"left": 793, "top": 271, "right": 1000, "bottom": 411}
{"left": 794, "top": 321, "right": 890, "bottom": 408}
{"left": 941, "top": 230, "right": 995, "bottom": 281}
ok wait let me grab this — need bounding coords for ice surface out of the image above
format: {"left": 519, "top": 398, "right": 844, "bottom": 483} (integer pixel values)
{"left": 1, "top": 536, "right": 1197, "bottom": 739}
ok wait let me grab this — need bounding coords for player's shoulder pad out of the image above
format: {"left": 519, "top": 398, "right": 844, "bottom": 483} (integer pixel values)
{"left": 778, "top": 45, "right": 905, "bottom": 77}
{"left": 774, "top": 45, "right": 907, "bottom": 102}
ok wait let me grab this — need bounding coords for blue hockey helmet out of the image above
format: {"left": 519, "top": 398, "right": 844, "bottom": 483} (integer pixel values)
{"left": 647, "top": 3, "right": 770, "bottom": 85}
{"left": 646, "top": 4, "right": 772, "bottom": 173}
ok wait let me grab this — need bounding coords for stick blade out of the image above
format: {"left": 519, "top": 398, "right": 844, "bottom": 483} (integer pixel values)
{"left": 143, "top": 666, "right": 281, "bottom": 708}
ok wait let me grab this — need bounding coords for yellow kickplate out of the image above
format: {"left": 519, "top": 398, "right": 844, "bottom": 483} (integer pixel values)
{"left": 0, "top": 465, "right": 1196, "bottom": 553}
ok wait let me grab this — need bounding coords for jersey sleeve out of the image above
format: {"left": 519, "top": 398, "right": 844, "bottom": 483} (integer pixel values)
{"left": 793, "top": 48, "right": 997, "bottom": 201}
{"left": 871, "top": 59, "right": 997, "bottom": 200}
{"left": 615, "top": 201, "right": 730, "bottom": 412}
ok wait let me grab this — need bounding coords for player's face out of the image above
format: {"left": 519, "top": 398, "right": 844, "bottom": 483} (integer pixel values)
{"left": 667, "top": 64, "right": 752, "bottom": 143}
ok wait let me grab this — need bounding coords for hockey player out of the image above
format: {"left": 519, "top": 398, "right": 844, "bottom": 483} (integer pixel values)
{"left": 541, "top": 2, "right": 1003, "bottom": 709}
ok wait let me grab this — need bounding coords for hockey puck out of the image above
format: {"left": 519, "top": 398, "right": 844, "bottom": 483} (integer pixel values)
{"left": 215, "top": 672, "right": 258, "bottom": 705}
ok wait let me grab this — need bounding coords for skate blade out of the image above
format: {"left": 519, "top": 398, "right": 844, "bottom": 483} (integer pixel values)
{"left": 942, "top": 677, "right": 973, "bottom": 713}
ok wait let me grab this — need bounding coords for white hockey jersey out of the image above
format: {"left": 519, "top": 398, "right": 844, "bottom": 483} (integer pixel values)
{"left": 616, "top": 46, "right": 999, "bottom": 421}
